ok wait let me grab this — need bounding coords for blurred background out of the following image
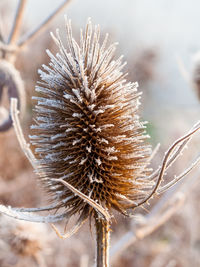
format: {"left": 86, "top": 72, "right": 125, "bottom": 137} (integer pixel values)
{"left": 0, "top": 0, "right": 200, "bottom": 266}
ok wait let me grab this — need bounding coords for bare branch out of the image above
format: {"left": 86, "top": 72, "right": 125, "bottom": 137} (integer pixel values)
{"left": 7, "top": 0, "right": 27, "bottom": 45}
{"left": 18, "top": 0, "right": 73, "bottom": 49}
{"left": 0, "top": 61, "right": 25, "bottom": 131}
{"left": 11, "top": 98, "right": 36, "bottom": 167}
{"left": 136, "top": 123, "right": 200, "bottom": 207}
{"left": 0, "top": 204, "right": 68, "bottom": 223}
{"left": 158, "top": 153, "right": 200, "bottom": 194}
{"left": 51, "top": 214, "right": 87, "bottom": 239}
{"left": 148, "top": 122, "right": 200, "bottom": 182}
{"left": 14, "top": 203, "right": 61, "bottom": 213}
{"left": 148, "top": 130, "right": 194, "bottom": 181}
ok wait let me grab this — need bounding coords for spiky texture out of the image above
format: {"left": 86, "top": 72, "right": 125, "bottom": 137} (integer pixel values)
{"left": 30, "top": 18, "right": 152, "bottom": 220}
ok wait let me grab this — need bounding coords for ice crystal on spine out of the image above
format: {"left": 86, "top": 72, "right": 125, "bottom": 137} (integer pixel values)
{"left": 31, "top": 17, "right": 152, "bottom": 218}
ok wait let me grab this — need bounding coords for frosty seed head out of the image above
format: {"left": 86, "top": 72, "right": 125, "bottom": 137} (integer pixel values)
{"left": 30, "top": 17, "right": 152, "bottom": 220}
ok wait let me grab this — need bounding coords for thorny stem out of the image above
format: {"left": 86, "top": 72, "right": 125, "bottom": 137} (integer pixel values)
{"left": 17, "top": 0, "right": 73, "bottom": 49}
{"left": 95, "top": 218, "right": 110, "bottom": 267}
{"left": 7, "top": 0, "right": 27, "bottom": 45}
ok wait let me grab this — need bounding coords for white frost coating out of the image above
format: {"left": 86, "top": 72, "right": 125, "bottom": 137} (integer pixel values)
{"left": 116, "top": 194, "right": 138, "bottom": 206}
{"left": 34, "top": 106, "right": 56, "bottom": 113}
{"left": 69, "top": 159, "right": 77, "bottom": 164}
{"left": 86, "top": 146, "right": 92, "bottom": 153}
{"left": 99, "top": 104, "right": 115, "bottom": 110}
{"left": 60, "top": 123, "right": 70, "bottom": 129}
{"left": 63, "top": 93, "right": 74, "bottom": 100}
{"left": 83, "top": 127, "right": 88, "bottom": 132}
{"left": 63, "top": 155, "right": 73, "bottom": 161}
{"left": 100, "top": 124, "right": 114, "bottom": 130}
{"left": 72, "top": 113, "right": 82, "bottom": 118}
{"left": 103, "top": 146, "right": 117, "bottom": 154}
{"left": 88, "top": 104, "right": 96, "bottom": 111}
{"left": 66, "top": 127, "right": 77, "bottom": 132}
{"left": 123, "top": 125, "right": 135, "bottom": 131}
{"left": 112, "top": 173, "right": 122, "bottom": 177}
{"left": 37, "top": 99, "right": 65, "bottom": 109}
{"left": 95, "top": 158, "right": 102, "bottom": 166}
{"left": 36, "top": 116, "right": 49, "bottom": 122}
{"left": 62, "top": 195, "right": 74, "bottom": 204}
{"left": 111, "top": 135, "right": 126, "bottom": 143}
{"left": 80, "top": 157, "right": 87, "bottom": 165}
{"left": 49, "top": 184, "right": 61, "bottom": 190}
{"left": 98, "top": 138, "right": 109, "bottom": 144}
{"left": 29, "top": 135, "right": 39, "bottom": 139}
{"left": 88, "top": 173, "right": 103, "bottom": 183}
{"left": 94, "top": 127, "right": 101, "bottom": 133}
{"left": 108, "top": 156, "right": 118, "bottom": 160}
{"left": 45, "top": 152, "right": 62, "bottom": 161}
{"left": 61, "top": 172, "right": 74, "bottom": 179}
{"left": 90, "top": 90, "right": 97, "bottom": 102}
{"left": 52, "top": 142, "right": 66, "bottom": 148}
{"left": 88, "top": 190, "right": 93, "bottom": 198}
{"left": 51, "top": 133, "right": 66, "bottom": 140}
{"left": 88, "top": 173, "right": 94, "bottom": 183}
{"left": 0, "top": 205, "right": 67, "bottom": 223}
{"left": 72, "top": 139, "right": 81, "bottom": 146}
{"left": 93, "top": 109, "right": 104, "bottom": 115}
{"left": 72, "top": 88, "right": 82, "bottom": 103}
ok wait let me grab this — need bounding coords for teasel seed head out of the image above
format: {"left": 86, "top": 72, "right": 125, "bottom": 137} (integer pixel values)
{"left": 30, "top": 17, "right": 152, "bottom": 221}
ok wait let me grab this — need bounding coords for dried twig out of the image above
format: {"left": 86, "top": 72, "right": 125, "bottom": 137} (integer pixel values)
{"left": 18, "top": 0, "right": 73, "bottom": 49}
{"left": 148, "top": 122, "right": 199, "bottom": 182}
{"left": 158, "top": 153, "right": 200, "bottom": 194}
{"left": 7, "top": 0, "right": 27, "bottom": 45}
{"left": 0, "top": 0, "right": 73, "bottom": 131}
{"left": 0, "top": 61, "right": 25, "bottom": 131}
{"left": 133, "top": 122, "right": 200, "bottom": 208}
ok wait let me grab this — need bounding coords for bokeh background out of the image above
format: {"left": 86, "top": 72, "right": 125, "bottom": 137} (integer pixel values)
{"left": 0, "top": 0, "right": 200, "bottom": 266}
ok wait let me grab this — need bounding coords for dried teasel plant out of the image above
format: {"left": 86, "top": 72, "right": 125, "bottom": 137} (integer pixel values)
{"left": 0, "top": 0, "right": 72, "bottom": 132}
{"left": 0, "top": 214, "right": 51, "bottom": 267}
{"left": 1, "top": 17, "right": 200, "bottom": 267}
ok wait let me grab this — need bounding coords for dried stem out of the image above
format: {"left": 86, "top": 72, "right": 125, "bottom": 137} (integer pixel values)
{"left": 136, "top": 123, "right": 200, "bottom": 207}
{"left": 0, "top": 61, "right": 25, "bottom": 131}
{"left": 18, "top": 0, "right": 73, "bottom": 49}
{"left": 7, "top": 0, "right": 27, "bottom": 45}
{"left": 95, "top": 218, "right": 110, "bottom": 267}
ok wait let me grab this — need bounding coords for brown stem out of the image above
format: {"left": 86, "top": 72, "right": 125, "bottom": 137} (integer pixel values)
{"left": 17, "top": 0, "right": 73, "bottom": 49}
{"left": 95, "top": 218, "right": 110, "bottom": 267}
{"left": 8, "top": 0, "right": 27, "bottom": 44}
